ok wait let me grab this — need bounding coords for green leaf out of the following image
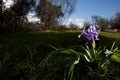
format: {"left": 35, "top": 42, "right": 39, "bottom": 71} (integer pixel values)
{"left": 110, "top": 54, "right": 120, "bottom": 63}
{"left": 82, "top": 47, "right": 92, "bottom": 60}
{"left": 67, "top": 64, "right": 74, "bottom": 80}
{"left": 61, "top": 49, "right": 79, "bottom": 55}
{"left": 62, "top": 49, "right": 80, "bottom": 80}
{"left": 83, "top": 54, "right": 90, "bottom": 62}
{"left": 110, "top": 42, "right": 116, "bottom": 51}
{"left": 66, "top": 53, "right": 80, "bottom": 80}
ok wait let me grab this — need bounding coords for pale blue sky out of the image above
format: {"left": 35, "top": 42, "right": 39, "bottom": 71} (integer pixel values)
{"left": 70, "top": 0, "right": 120, "bottom": 22}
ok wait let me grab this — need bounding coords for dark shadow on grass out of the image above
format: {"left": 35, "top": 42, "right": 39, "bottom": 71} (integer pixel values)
{"left": 97, "top": 35, "right": 120, "bottom": 49}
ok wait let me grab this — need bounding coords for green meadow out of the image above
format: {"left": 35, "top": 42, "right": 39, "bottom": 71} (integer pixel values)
{"left": 0, "top": 31, "right": 120, "bottom": 50}
{"left": 0, "top": 31, "right": 120, "bottom": 80}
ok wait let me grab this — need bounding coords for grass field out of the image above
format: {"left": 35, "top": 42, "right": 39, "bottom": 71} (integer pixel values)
{"left": 0, "top": 31, "right": 120, "bottom": 80}
{"left": 0, "top": 31, "right": 120, "bottom": 51}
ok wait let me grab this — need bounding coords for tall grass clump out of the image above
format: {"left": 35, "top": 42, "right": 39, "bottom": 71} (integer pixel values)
{"left": 0, "top": 44, "right": 53, "bottom": 80}
{"left": 38, "top": 25, "right": 120, "bottom": 80}
{"left": 0, "top": 27, "right": 120, "bottom": 80}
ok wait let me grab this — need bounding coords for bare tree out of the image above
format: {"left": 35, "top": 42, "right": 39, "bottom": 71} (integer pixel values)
{"left": 51, "top": 0, "right": 76, "bottom": 22}
{"left": 83, "top": 21, "right": 90, "bottom": 29}
{"left": 0, "top": 0, "right": 36, "bottom": 31}
{"left": 69, "top": 22, "right": 79, "bottom": 30}
{"left": 36, "top": 0, "right": 64, "bottom": 29}
{"left": 92, "top": 16, "right": 109, "bottom": 31}
{"left": 36, "top": 0, "right": 76, "bottom": 29}
{"left": 111, "top": 11, "right": 120, "bottom": 29}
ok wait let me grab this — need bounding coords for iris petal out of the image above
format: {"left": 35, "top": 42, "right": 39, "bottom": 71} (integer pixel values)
{"left": 78, "top": 25, "right": 99, "bottom": 42}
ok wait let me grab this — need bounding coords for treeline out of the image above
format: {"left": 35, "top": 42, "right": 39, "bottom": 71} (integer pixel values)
{"left": 1, "top": 0, "right": 36, "bottom": 31}
{"left": 84, "top": 12, "right": 120, "bottom": 31}
{"left": 0, "top": 0, "right": 120, "bottom": 32}
{"left": 0, "top": 0, "right": 76, "bottom": 31}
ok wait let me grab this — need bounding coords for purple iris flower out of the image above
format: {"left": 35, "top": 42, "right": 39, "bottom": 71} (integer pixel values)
{"left": 78, "top": 25, "right": 99, "bottom": 43}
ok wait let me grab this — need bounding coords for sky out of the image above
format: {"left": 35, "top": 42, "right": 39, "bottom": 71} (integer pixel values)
{"left": 3, "top": 0, "right": 13, "bottom": 8}
{"left": 3, "top": 0, "right": 120, "bottom": 28}
{"left": 67, "top": 0, "right": 120, "bottom": 28}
